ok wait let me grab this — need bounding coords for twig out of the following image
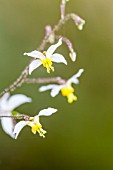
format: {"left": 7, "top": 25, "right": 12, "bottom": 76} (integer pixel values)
{"left": 24, "top": 77, "right": 66, "bottom": 84}
{"left": 0, "top": 114, "right": 30, "bottom": 121}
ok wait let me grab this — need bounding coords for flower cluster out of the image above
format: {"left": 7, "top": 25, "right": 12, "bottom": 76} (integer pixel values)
{"left": 0, "top": 0, "right": 85, "bottom": 139}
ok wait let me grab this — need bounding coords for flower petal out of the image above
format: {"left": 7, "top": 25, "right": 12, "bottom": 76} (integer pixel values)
{"left": 50, "top": 85, "right": 62, "bottom": 97}
{"left": 7, "top": 94, "right": 32, "bottom": 111}
{"left": 1, "top": 112, "right": 15, "bottom": 138}
{"left": 46, "top": 38, "right": 62, "bottom": 57}
{"left": 13, "top": 121, "right": 28, "bottom": 139}
{"left": 39, "top": 84, "right": 57, "bottom": 92}
{"left": 39, "top": 84, "right": 62, "bottom": 97}
{"left": 24, "top": 50, "right": 44, "bottom": 59}
{"left": 38, "top": 107, "right": 57, "bottom": 117}
{"left": 51, "top": 53, "right": 67, "bottom": 65}
{"left": 29, "top": 59, "right": 42, "bottom": 74}
{"left": 68, "top": 68, "right": 84, "bottom": 84}
{"left": 0, "top": 93, "right": 10, "bottom": 111}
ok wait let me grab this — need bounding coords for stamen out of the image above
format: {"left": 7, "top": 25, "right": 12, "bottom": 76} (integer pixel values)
{"left": 61, "top": 84, "right": 77, "bottom": 103}
{"left": 67, "top": 93, "right": 77, "bottom": 103}
{"left": 61, "top": 85, "right": 74, "bottom": 96}
{"left": 27, "top": 118, "right": 43, "bottom": 135}
{"left": 38, "top": 128, "right": 46, "bottom": 138}
{"left": 41, "top": 58, "right": 54, "bottom": 73}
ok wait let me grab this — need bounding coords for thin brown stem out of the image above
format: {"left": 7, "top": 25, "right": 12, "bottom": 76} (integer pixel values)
{"left": 0, "top": 114, "right": 30, "bottom": 120}
{"left": 36, "top": 13, "right": 73, "bottom": 51}
{"left": 24, "top": 77, "right": 66, "bottom": 84}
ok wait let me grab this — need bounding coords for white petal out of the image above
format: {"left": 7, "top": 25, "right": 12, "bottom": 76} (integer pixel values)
{"left": 39, "top": 84, "right": 62, "bottom": 97}
{"left": 1, "top": 112, "right": 15, "bottom": 138}
{"left": 24, "top": 50, "right": 43, "bottom": 59}
{"left": 39, "top": 84, "right": 57, "bottom": 92}
{"left": 46, "top": 38, "right": 62, "bottom": 57}
{"left": 13, "top": 121, "right": 28, "bottom": 139}
{"left": 51, "top": 53, "right": 67, "bottom": 65}
{"left": 7, "top": 94, "right": 32, "bottom": 111}
{"left": 29, "top": 59, "right": 42, "bottom": 75}
{"left": 50, "top": 85, "right": 62, "bottom": 97}
{"left": 38, "top": 107, "right": 57, "bottom": 117}
{"left": 0, "top": 93, "right": 10, "bottom": 111}
{"left": 0, "top": 93, "right": 9, "bottom": 102}
{"left": 74, "top": 68, "right": 84, "bottom": 78}
{"left": 68, "top": 68, "right": 84, "bottom": 84}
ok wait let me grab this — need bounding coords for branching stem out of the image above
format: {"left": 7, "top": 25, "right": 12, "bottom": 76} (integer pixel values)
{"left": 0, "top": 12, "right": 75, "bottom": 97}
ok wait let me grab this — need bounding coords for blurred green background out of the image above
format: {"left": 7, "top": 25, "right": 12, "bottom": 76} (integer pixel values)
{"left": 0, "top": 0, "right": 113, "bottom": 170}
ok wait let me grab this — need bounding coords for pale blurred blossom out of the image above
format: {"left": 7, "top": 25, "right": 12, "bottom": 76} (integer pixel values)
{"left": 0, "top": 93, "right": 32, "bottom": 138}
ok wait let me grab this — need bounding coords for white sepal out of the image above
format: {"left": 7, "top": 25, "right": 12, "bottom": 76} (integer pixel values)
{"left": 1, "top": 112, "right": 15, "bottom": 138}
{"left": 68, "top": 68, "right": 84, "bottom": 84}
{"left": 7, "top": 94, "right": 32, "bottom": 111}
{"left": 24, "top": 50, "right": 43, "bottom": 59}
{"left": 38, "top": 107, "right": 57, "bottom": 117}
{"left": 51, "top": 53, "right": 67, "bottom": 65}
{"left": 46, "top": 38, "right": 62, "bottom": 57}
{"left": 13, "top": 121, "right": 28, "bottom": 139}
{"left": 39, "top": 84, "right": 57, "bottom": 92}
{"left": 50, "top": 85, "right": 62, "bottom": 97}
{"left": 29, "top": 60, "right": 42, "bottom": 74}
{"left": 0, "top": 93, "right": 10, "bottom": 111}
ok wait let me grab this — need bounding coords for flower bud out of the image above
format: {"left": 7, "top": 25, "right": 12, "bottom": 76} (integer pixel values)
{"left": 69, "top": 49, "right": 76, "bottom": 62}
{"left": 71, "top": 14, "right": 85, "bottom": 30}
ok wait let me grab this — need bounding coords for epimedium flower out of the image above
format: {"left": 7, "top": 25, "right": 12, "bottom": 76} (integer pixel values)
{"left": 13, "top": 107, "right": 57, "bottom": 139}
{"left": 39, "top": 69, "right": 84, "bottom": 103}
{"left": 24, "top": 38, "right": 67, "bottom": 74}
{"left": 0, "top": 93, "right": 32, "bottom": 138}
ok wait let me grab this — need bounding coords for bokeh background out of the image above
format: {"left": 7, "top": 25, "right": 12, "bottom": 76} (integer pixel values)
{"left": 0, "top": 0, "right": 113, "bottom": 170}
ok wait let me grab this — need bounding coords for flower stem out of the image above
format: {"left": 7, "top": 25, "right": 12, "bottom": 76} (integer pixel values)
{"left": 24, "top": 77, "right": 66, "bottom": 84}
{"left": 0, "top": 114, "right": 30, "bottom": 120}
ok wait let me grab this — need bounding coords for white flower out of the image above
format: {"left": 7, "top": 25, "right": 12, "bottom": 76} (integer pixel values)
{"left": 0, "top": 93, "right": 32, "bottom": 138}
{"left": 39, "top": 69, "right": 84, "bottom": 103}
{"left": 24, "top": 38, "right": 67, "bottom": 74}
{"left": 13, "top": 107, "right": 57, "bottom": 139}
